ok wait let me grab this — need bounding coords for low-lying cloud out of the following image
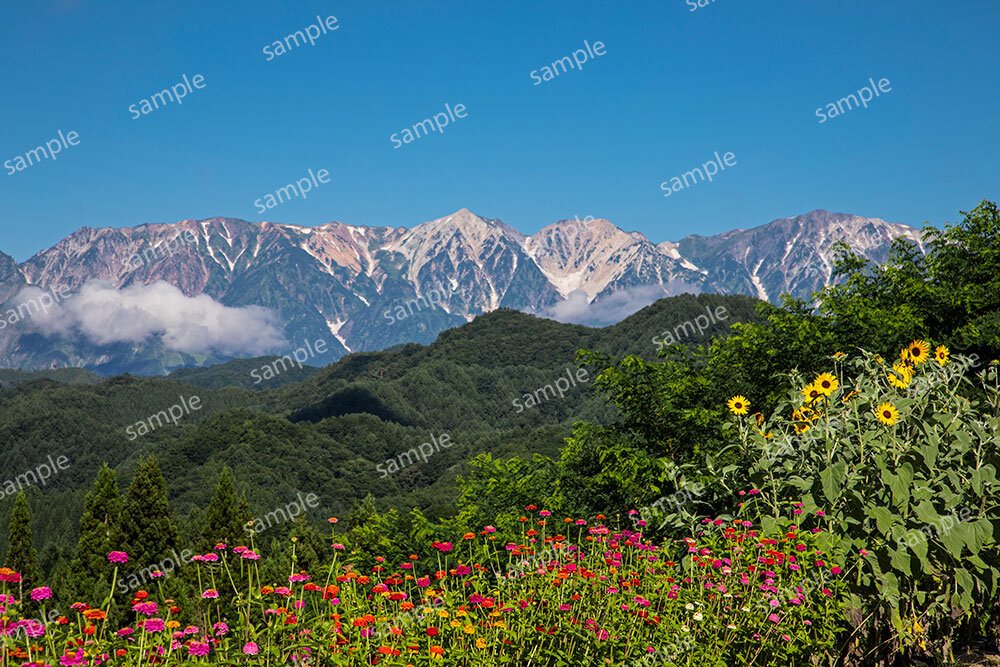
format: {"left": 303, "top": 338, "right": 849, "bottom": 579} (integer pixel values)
{"left": 15, "top": 280, "right": 286, "bottom": 355}
{"left": 542, "top": 282, "right": 699, "bottom": 326}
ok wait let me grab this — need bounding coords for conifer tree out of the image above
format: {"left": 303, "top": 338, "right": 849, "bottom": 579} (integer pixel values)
{"left": 70, "top": 464, "right": 120, "bottom": 600}
{"left": 5, "top": 492, "right": 40, "bottom": 590}
{"left": 200, "top": 467, "right": 251, "bottom": 549}
{"left": 112, "top": 457, "right": 179, "bottom": 586}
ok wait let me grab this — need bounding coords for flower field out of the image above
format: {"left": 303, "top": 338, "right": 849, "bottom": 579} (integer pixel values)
{"left": 0, "top": 508, "right": 847, "bottom": 666}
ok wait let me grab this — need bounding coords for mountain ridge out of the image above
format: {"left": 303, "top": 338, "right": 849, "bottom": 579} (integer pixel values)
{"left": 0, "top": 207, "right": 923, "bottom": 374}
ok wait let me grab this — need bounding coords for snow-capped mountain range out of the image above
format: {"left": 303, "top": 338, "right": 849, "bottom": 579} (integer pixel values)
{"left": 0, "top": 208, "right": 923, "bottom": 374}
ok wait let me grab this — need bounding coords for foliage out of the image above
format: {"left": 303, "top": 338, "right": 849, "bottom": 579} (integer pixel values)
{"left": 70, "top": 465, "right": 120, "bottom": 602}
{"left": 4, "top": 492, "right": 39, "bottom": 591}
{"left": 710, "top": 347, "right": 1000, "bottom": 663}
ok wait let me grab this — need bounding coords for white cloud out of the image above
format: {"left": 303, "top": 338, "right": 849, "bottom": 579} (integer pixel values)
{"left": 15, "top": 280, "right": 286, "bottom": 356}
{"left": 541, "top": 282, "right": 699, "bottom": 326}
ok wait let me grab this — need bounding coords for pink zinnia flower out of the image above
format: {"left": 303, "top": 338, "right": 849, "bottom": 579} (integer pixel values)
{"left": 768, "top": 614, "right": 781, "bottom": 624}
{"left": 202, "top": 589, "right": 219, "bottom": 599}
{"left": 30, "top": 586, "right": 52, "bottom": 601}
{"left": 59, "top": 650, "right": 87, "bottom": 666}
{"left": 19, "top": 619, "right": 46, "bottom": 638}
{"left": 213, "top": 622, "right": 229, "bottom": 636}
{"left": 187, "top": 642, "right": 210, "bottom": 656}
{"left": 244, "top": 642, "right": 259, "bottom": 655}
{"left": 831, "top": 566, "right": 842, "bottom": 575}
{"left": 132, "top": 601, "right": 158, "bottom": 615}
{"left": 107, "top": 551, "right": 128, "bottom": 564}
{"left": 142, "top": 618, "right": 165, "bottom": 633}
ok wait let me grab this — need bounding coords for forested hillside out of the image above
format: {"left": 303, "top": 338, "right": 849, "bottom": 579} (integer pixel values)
{"left": 0, "top": 292, "right": 760, "bottom": 560}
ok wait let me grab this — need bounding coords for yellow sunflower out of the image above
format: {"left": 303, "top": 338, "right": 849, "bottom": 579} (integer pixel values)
{"left": 794, "top": 421, "right": 811, "bottom": 434}
{"left": 892, "top": 361, "right": 914, "bottom": 380}
{"left": 842, "top": 390, "right": 859, "bottom": 402}
{"left": 875, "top": 402, "right": 900, "bottom": 426}
{"left": 727, "top": 395, "right": 750, "bottom": 416}
{"left": 934, "top": 345, "right": 949, "bottom": 366}
{"left": 906, "top": 340, "right": 931, "bottom": 365}
{"left": 801, "top": 384, "right": 824, "bottom": 404}
{"left": 833, "top": 351, "right": 847, "bottom": 360}
{"left": 813, "top": 372, "right": 839, "bottom": 395}
{"left": 887, "top": 372, "right": 909, "bottom": 389}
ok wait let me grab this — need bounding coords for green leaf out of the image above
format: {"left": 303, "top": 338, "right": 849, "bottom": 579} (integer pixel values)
{"left": 914, "top": 500, "right": 940, "bottom": 526}
{"left": 890, "top": 546, "right": 912, "bottom": 576}
{"left": 940, "top": 524, "right": 965, "bottom": 557}
{"left": 908, "top": 535, "right": 930, "bottom": 575}
{"left": 868, "top": 505, "right": 897, "bottom": 535}
{"left": 820, "top": 462, "right": 847, "bottom": 504}
{"left": 888, "top": 463, "right": 913, "bottom": 510}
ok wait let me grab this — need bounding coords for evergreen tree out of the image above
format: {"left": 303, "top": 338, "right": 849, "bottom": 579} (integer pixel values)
{"left": 70, "top": 464, "right": 120, "bottom": 601}
{"left": 200, "top": 467, "right": 251, "bottom": 550}
{"left": 112, "top": 457, "right": 179, "bottom": 586}
{"left": 5, "top": 492, "right": 40, "bottom": 590}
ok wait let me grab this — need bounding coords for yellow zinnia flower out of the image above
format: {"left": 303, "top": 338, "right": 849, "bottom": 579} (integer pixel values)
{"left": 875, "top": 402, "right": 900, "bottom": 426}
{"left": 906, "top": 340, "right": 930, "bottom": 365}
{"left": 727, "top": 395, "right": 750, "bottom": 416}
{"left": 934, "top": 345, "right": 949, "bottom": 366}
{"left": 813, "top": 372, "right": 839, "bottom": 395}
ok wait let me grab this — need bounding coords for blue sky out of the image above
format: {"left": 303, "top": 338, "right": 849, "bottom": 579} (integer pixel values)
{"left": 1, "top": 0, "right": 997, "bottom": 260}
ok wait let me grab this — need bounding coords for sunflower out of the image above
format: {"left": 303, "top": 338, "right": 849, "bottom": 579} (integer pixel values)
{"left": 906, "top": 340, "right": 931, "bottom": 365}
{"left": 842, "top": 390, "right": 859, "bottom": 402}
{"left": 934, "top": 345, "right": 949, "bottom": 366}
{"left": 813, "top": 372, "right": 839, "bottom": 395}
{"left": 887, "top": 372, "right": 909, "bottom": 389}
{"left": 892, "top": 361, "right": 914, "bottom": 380}
{"left": 727, "top": 395, "right": 750, "bottom": 416}
{"left": 794, "top": 421, "right": 811, "bottom": 434}
{"left": 875, "top": 402, "right": 900, "bottom": 426}
{"left": 801, "top": 384, "right": 824, "bottom": 404}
